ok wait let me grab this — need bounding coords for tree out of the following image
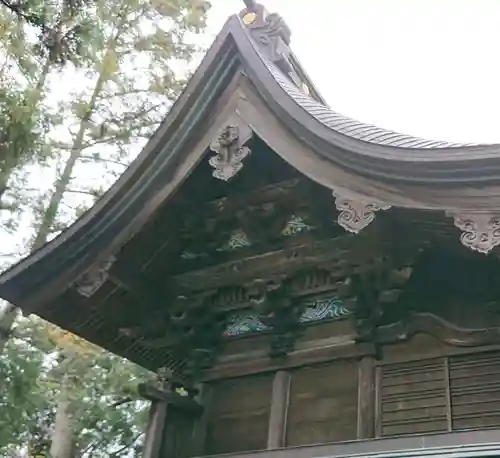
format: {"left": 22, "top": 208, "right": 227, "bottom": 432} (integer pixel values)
{"left": 0, "top": 0, "right": 211, "bottom": 455}
{"left": 0, "top": 0, "right": 96, "bottom": 237}
{"left": 0, "top": 317, "right": 152, "bottom": 457}
{"left": 0, "top": 0, "right": 95, "bottom": 65}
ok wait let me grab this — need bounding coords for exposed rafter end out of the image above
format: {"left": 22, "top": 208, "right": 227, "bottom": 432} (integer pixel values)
{"left": 446, "top": 210, "right": 500, "bottom": 254}
{"left": 332, "top": 190, "right": 391, "bottom": 234}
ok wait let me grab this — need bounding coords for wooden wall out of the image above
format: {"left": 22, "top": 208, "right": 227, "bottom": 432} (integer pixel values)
{"left": 377, "top": 336, "right": 500, "bottom": 437}
{"left": 205, "top": 373, "right": 273, "bottom": 455}
{"left": 286, "top": 360, "right": 358, "bottom": 446}
{"left": 203, "top": 358, "right": 359, "bottom": 455}
{"left": 200, "top": 335, "right": 500, "bottom": 457}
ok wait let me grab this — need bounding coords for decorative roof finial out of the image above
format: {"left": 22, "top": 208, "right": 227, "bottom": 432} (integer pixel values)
{"left": 238, "top": 2, "right": 312, "bottom": 96}
{"left": 238, "top": 2, "right": 295, "bottom": 77}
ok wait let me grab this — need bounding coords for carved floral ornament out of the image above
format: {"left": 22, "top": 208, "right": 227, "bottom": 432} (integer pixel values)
{"left": 209, "top": 124, "right": 252, "bottom": 181}
{"left": 332, "top": 190, "right": 391, "bottom": 234}
{"left": 446, "top": 210, "right": 500, "bottom": 254}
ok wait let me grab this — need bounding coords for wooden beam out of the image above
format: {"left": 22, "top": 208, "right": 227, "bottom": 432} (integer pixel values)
{"left": 204, "top": 339, "right": 375, "bottom": 381}
{"left": 267, "top": 370, "right": 291, "bottom": 449}
{"left": 195, "top": 428, "right": 500, "bottom": 458}
{"left": 138, "top": 383, "right": 203, "bottom": 414}
{"left": 357, "top": 356, "right": 375, "bottom": 439}
{"left": 172, "top": 232, "right": 383, "bottom": 292}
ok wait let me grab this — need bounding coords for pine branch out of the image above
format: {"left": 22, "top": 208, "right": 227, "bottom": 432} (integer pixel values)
{"left": 78, "top": 155, "right": 129, "bottom": 168}
{"left": 109, "top": 396, "right": 133, "bottom": 408}
{"left": 109, "top": 432, "right": 142, "bottom": 457}
{"left": 0, "top": 0, "right": 47, "bottom": 29}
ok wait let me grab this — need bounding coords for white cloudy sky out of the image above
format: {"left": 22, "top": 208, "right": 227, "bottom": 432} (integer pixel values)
{"left": 204, "top": 0, "right": 500, "bottom": 143}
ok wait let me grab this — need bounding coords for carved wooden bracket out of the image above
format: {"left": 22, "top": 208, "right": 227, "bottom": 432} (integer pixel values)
{"left": 333, "top": 190, "right": 391, "bottom": 234}
{"left": 209, "top": 123, "right": 252, "bottom": 181}
{"left": 168, "top": 294, "right": 227, "bottom": 378}
{"left": 74, "top": 255, "right": 116, "bottom": 297}
{"left": 446, "top": 210, "right": 500, "bottom": 254}
{"left": 351, "top": 259, "right": 415, "bottom": 345}
{"left": 249, "top": 279, "right": 306, "bottom": 358}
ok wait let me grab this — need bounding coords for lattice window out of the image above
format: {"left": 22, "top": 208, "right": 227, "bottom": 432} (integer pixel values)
{"left": 377, "top": 358, "right": 449, "bottom": 436}
{"left": 377, "top": 350, "right": 500, "bottom": 438}
{"left": 449, "top": 351, "right": 500, "bottom": 430}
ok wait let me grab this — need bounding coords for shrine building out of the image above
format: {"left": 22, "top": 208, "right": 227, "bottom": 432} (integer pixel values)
{"left": 2, "top": 2, "right": 500, "bottom": 457}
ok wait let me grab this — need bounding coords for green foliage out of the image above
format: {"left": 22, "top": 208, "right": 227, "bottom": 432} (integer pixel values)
{"left": 0, "top": 317, "right": 152, "bottom": 456}
{"left": 0, "top": 86, "right": 49, "bottom": 177}
{"left": 0, "top": 318, "right": 53, "bottom": 454}
{"left": 0, "top": 0, "right": 212, "bottom": 454}
{"left": 0, "top": 0, "right": 96, "bottom": 65}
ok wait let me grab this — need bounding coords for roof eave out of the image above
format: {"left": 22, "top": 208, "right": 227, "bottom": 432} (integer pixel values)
{"left": 227, "top": 16, "right": 500, "bottom": 184}
{"left": 0, "top": 16, "right": 245, "bottom": 310}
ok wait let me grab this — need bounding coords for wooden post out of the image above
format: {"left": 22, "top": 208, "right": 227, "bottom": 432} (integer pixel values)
{"left": 142, "top": 400, "right": 168, "bottom": 458}
{"left": 267, "top": 370, "right": 291, "bottom": 449}
{"left": 357, "top": 356, "right": 376, "bottom": 439}
{"left": 139, "top": 382, "right": 203, "bottom": 458}
{"left": 192, "top": 383, "right": 213, "bottom": 456}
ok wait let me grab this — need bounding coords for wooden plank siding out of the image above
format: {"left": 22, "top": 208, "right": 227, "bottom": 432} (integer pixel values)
{"left": 201, "top": 347, "right": 500, "bottom": 457}
{"left": 205, "top": 373, "right": 274, "bottom": 455}
{"left": 377, "top": 357, "right": 449, "bottom": 437}
{"left": 449, "top": 351, "right": 500, "bottom": 430}
{"left": 377, "top": 349, "right": 500, "bottom": 438}
{"left": 285, "top": 360, "right": 358, "bottom": 446}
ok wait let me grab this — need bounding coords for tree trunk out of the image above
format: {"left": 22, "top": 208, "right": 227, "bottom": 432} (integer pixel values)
{"left": 49, "top": 380, "right": 77, "bottom": 458}
{"left": 31, "top": 73, "right": 105, "bottom": 250}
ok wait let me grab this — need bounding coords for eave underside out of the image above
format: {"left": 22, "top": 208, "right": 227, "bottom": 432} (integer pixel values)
{"left": 31, "top": 192, "right": 499, "bottom": 373}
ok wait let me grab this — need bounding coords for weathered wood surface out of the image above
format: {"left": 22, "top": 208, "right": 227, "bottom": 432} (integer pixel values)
{"left": 198, "top": 428, "right": 500, "bottom": 458}
{"left": 377, "top": 343, "right": 500, "bottom": 438}
{"left": 357, "top": 356, "right": 375, "bottom": 439}
{"left": 142, "top": 401, "right": 167, "bottom": 458}
{"left": 286, "top": 360, "right": 358, "bottom": 446}
{"left": 267, "top": 371, "right": 291, "bottom": 449}
{"left": 205, "top": 373, "right": 273, "bottom": 455}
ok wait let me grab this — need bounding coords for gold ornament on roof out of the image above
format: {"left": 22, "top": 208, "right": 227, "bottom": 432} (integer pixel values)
{"left": 243, "top": 12, "right": 257, "bottom": 25}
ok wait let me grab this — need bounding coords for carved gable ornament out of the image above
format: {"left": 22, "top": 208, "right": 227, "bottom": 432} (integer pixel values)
{"left": 75, "top": 255, "right": 116, "bottom": 297}
{"left": 446, "top": 210, "right": 500, "bottom": 254}
{"left": 209, "top": 124, "right": 252, "bottom": 181}
{"left": 333, "top": 189, "right": 391, "bottom": 234}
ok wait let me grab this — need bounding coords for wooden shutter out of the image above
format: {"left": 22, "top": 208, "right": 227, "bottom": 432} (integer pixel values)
{"left": 449, "top": 351, "right": 500, "bottom": 430}
{"left": 378, "top": 358, "right": 448, "bottom": 436}
{"left": 205, "top": 373, "right": 273, "bottom": 455}
{"left": 286, "top": 360, "right": 358, "bottom": 446}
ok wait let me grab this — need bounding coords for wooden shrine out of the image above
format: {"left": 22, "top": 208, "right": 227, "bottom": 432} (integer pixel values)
{"left": 3, "top": 1, "right": 500, "bottom": 457}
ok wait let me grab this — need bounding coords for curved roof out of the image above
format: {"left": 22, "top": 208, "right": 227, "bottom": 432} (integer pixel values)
{"left": 266, "top": 61, "right": 469, "bottom": 150}
{"left": 231, "top": 12, "right": 500, "bottom": 184}
{"left": 2, "top": 2, "right": 500, "bottom": 314}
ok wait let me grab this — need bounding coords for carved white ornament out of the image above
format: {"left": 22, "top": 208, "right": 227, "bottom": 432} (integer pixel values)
{"left": 446, "top": 211, "right": 500, "bottom": 254}
{"left": 333, "top": 191, "right": 391, "bottom": 234}
{"left": 209, "top": 124, "right": 251, "bottom": 181}
{"left": 75, "top": 255, "right": 116, "bottom": 297}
